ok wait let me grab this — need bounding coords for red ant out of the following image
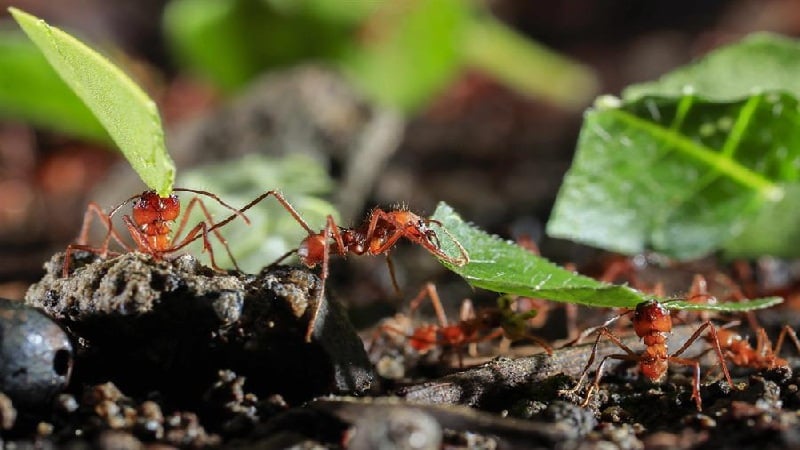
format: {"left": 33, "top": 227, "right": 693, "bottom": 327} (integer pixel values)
{"left": 562, "top": 298, "right": 734, "bottom": 411}
{"left": 706, "top": 324, "right": 800, "bottom": 371}
{"left": 373, "top": 283, "right": 553, "bottom": 367}
{"left": 206, "top": 191, "right": 469, "bottom": 342}
{"left": 63, "top": 188, "right": 248, "bottom": 277}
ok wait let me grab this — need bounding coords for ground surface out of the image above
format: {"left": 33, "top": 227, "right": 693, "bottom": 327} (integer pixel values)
{"left": 1, "top": 251, "right": 799, "bottom": 449}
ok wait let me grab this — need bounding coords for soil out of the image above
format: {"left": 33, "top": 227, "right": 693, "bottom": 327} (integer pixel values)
{"left": 1, "top": 251, "right": 799, "bottom": 449}
{"left": 3, "top": 2, "right": 800, "bottom": 449}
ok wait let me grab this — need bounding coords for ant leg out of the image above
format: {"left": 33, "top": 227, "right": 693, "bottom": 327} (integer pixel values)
{"left": 304, "top": 224, "right": 331, "bottom": 343}
{"left": 208, "top": 190, "right": 315, "bottom": 236}
{"left": 561, "top": 328, "right": 637, "bottom": 397}
{"left": 76, "top": 202, "right": 130, "bottom": 250}
{"left": 62, "top": 244, "right": 123, "bottom": 277}
{"left": 301, "top": 215, "right": 351, "bottom": 343}
{"left": 325, "top": 215, "right": 347, "bottom": 256}
{"left": 773, "top": 325, "right": 800, "bottom": 356}
{"left": 667, "top": 356, "right": 703, "bottom": 411}
{"left": 408, "top": 283, "right": 449, "bottom": 327}
{"left": 176, "top": 197, "right": 242, "bottom": 271}
{"left": 63, "top": 203, "right": 132, "bottom": 277}
{"left": 123, "top": 216, "right": 157, "bottom": 255}
{"left": 580, "top": 353, "right": 637, "bottom": 407}
{"left": 671, "top": 321, "right": 735, "bottom": 391}
{"left": 564, "top": 311, "right": 631, "bottom": 347}
{"left": 172, "top": 188, "right": 251, "bottom": 225}
{"left": 171, "top": 221, "right": 226, "bottom": 270}
{"left": 455, "top": 299, "right": 484, "bottom": 357}
{"left": 385, "top": 253, "right": 401, "bottom": 295}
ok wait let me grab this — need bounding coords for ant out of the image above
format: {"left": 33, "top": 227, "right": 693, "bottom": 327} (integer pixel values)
{"left": 63, "top": 188, "right": 249, "bottom": 277}
{"left": 706, "top": 324, "right": 800, "bottom": 371}
{"left": 206, "top": 191, "right": 469, "bottom": 342}
{"left": 561, "top": 298, "right": 734, "bottom": 411}
{"left": 372, "top": 283, "right": 553, "bottom": 367}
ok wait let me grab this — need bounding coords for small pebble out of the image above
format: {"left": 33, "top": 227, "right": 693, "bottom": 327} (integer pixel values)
{"left": 345, "top": 407, "right": 442, "bottom": 450}
{"left": 0, "top": 298, "right": 72, "bottom": 410}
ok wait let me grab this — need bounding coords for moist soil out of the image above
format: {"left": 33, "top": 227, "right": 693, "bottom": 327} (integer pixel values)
{"left": 1, "top": 251, "right": 799, "bottom": 449}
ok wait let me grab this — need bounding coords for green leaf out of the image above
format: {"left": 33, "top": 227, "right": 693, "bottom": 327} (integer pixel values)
{"left": 625, "top": 33, "right": 800, "bottom": 102}
{"left": 547, "top": 92, "right": 799, "bottom": 259}
{"left": 723, "top": 183, "right": 800, "bottom": 257}
{"left": 433, "top": 202, "right": 783, "bottom": 313}
{"left": 461, "top": 17, "right": 598, "bottom": 109}
{"left": 178, "top": 154, "right": 338, "bottom": 273}
{"left": 431, "top": 202, "right": 644, "bottom": 308}
{"left": 163, "top": 0, "right": 355, "bottom": 92}
{"left": 664, "top": 297, "right": 783, "bottom": 312}
{"left": 10, "top": 7, "right": 175, "bottom": 196}
{"left": 342, "top": 0, "right": 469, "bottom": 112}
{"left": 0, "top": 30, "right": 107, "bottom": 141}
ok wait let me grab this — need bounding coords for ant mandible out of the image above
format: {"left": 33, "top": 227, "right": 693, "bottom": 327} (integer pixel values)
{"left": 62, "top": 188, "right": 249, "bottom": 277}
{"left": 562, "top": 299, "right": 734, "bottom": 411}
{"left": 207, "top": 191, "right": 470, "bottom": 342}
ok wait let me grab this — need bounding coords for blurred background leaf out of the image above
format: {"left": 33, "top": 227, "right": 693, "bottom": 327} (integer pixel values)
{"left": 163, "top": 0, "right": 597, "bottom": 112}
{"left": 547, "top": 34, "right": 800, "bottom": 260}
{"left": 0, "top": 29, "right": 107, "bottom": 142}
{"left": 547, "top": 92, "right": 798, "bottom": 259}
{"left": 178, "top": 153, "right": 338, "bottom": 273}
{"left": 624, "top": 33, "right": 800, "bottom": 101}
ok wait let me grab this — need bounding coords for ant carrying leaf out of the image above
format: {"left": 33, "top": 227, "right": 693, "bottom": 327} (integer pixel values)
{"left": 63, "top": 189, "right": 249, "bottom": 277}
{"left": 560, "top": 298, "right": 735, "bottom": 411}
{"left": 208, "top": 192, "right": 469, "bottom": 342}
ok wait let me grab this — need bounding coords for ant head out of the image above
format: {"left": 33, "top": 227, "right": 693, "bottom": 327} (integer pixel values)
{"left": 633, "top": 300, "right": 671, "bottom": 337}
{"left": 132, "top": 191, "right": 180, "bottom": 225}
{"left": 297, "top": 233, "right": 326, "bottom": 267}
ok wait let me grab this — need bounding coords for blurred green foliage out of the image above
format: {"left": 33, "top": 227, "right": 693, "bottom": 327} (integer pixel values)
{"left": 0, "top": 28, "right": 108, "bottom": 141}
{"left": 164, "top": 0, "right": 598, "bottom": 112}
{"left": 178, "top": 153, "right": 338, "bottom": 273}
{"left": 0, "top": 1, "right": 597, "bottom": 141}
{"left": 547, "top": 33, "right": 800, "bottom": 259}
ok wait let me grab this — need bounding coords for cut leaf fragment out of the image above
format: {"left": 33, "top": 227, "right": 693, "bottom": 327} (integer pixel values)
{"left": 10, "top": 7, "right": 175, "bottom": 196}
{"left": 433, "top": 202, "right": 644, "bottom": 308}
{"left": 432, "top": 202, "right": 783, "bottom": 312}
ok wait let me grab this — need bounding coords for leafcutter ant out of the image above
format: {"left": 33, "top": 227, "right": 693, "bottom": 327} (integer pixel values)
{"left": 372, "top": 282, "right": 552, "bottom": 368}
{"left": 561, "top": 298, "right": 734, "bottom": 411}
{"left": 707, "top": 324, "right": 800, "bottom": 371}
{"left": 62, "top": 188, "right": 248, "bottom": 277}
{"left": 207, "top": 191, "right": 470, "bottom": 342}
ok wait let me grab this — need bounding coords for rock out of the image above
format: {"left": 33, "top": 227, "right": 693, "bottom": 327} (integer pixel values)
{"left": 25, "top": 252, "right": 375, "bottom": 406}
{"left": 0, "top": 298, "right": 72, "bottom": 411}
